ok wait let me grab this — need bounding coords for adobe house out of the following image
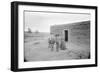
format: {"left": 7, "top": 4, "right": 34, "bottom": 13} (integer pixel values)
{"left": 50, "top": 21, "right": 90, "bottom": 45}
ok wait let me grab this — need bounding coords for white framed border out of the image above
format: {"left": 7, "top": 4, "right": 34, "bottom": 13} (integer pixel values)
{"left": 18, "top": 4, "right": 96, "bottom": 69}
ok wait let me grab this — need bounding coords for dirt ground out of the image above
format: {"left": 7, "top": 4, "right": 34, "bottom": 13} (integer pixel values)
{"left": 24, "top": 32, "right": 90, "bottom": 62}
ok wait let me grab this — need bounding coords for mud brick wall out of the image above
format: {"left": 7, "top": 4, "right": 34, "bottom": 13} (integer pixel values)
{"left": 50, "top": 21, "right": 90, "bottom": 45}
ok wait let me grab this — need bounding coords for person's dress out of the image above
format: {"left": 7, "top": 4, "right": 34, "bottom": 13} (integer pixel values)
{"left": 60, "top": 40, "right": 66, "bottom": 50}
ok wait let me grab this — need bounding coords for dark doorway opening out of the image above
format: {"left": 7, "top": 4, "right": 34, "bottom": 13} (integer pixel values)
{"left": 65, "top": 30, "right": 68, "bottom": 42}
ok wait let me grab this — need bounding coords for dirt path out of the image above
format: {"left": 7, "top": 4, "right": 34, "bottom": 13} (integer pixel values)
{"left": 24, "top": 37, "right": 80, "bottom": 62}
{"left": 24, "top": 33, "right": 90, "bottom": 62}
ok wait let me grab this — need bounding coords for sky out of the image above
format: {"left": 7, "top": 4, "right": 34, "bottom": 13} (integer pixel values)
{"left": 24, "top": 11, "right": 90, "bottom": 32}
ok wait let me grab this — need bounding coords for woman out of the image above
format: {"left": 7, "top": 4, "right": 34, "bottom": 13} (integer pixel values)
{"left": 60, "top": 38, "right": 67, "bottom": 50}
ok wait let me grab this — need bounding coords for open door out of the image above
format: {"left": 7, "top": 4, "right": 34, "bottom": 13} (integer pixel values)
{"left": 65, "top": 30, "right": 68, "bottom": 42}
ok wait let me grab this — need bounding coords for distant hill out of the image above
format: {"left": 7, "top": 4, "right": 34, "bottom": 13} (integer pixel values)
{"left": 24, "top": 32, "right": 50, "bottom": 39}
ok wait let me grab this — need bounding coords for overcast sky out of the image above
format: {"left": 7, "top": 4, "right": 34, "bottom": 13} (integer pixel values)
{"left": 24, "top": 11, "right": 90, "bottom": 32}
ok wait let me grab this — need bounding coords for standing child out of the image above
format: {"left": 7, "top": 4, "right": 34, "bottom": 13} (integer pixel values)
{"left": 55, "top": 34, "right": 60, "bottom": 52}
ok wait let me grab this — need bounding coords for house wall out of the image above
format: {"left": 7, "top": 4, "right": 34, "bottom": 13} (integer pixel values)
{"left": 50, "top": 21, "right": 90, "bottom": 45}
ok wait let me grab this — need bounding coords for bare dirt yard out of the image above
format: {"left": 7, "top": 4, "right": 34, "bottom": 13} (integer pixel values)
{"left": 24, "top": 32, "right": 90, "bottom": 62}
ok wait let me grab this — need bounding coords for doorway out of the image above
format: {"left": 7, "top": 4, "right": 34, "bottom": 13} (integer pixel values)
{"left": 64, "top": 30, "right": 68, "bottom": 42}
